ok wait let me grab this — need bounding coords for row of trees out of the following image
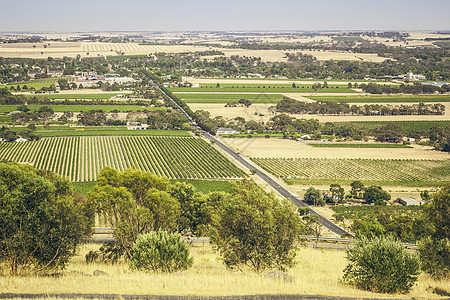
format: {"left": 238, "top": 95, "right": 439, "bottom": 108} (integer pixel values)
{"left": 274, "top": 99, "right": 445, "bottom": 116}
{"left": 360, "top": 82, "right": 450, "bottom": 94}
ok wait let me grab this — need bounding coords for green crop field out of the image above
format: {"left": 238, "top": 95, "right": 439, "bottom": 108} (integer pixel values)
{"left": 28, "top": 93, "right": 127, "bottom": 100}
{"left": 0, "top": 136, "right": 245, "bottom": 181}
{"left": 308, "top": 95, "right": 450, "bottom": 103}
{"left": 332, "top": 36, "right": 365, "bottom": 42}
{"left": 177, "top": 93, "right": 286, "bottom": 103}
{"left": 308, "top": 143, "right": 412, "bottom": 148}
{"left": 10, "top": 126, "right": 190, "bottom": 137}
{"left": 169, "top": 84, "right": 356, "bottom": 93}
{"left": 251, "top": 157, "right": 450, "bottom": 187}
{"left": 0, "top": 105, "right": 161, "bottom": 113}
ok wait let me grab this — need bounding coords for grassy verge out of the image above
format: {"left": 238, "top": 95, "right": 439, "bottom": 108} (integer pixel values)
{"left": 0, "top": 243, "right": 445, "bottom": 298}
{"left": 73, "top": 181, "right": 97, "bottom": 195}
{"left": 73, "top": 180, "right": 234, "bottom": 196}
{"left": 308, "top": 143, "right": 412, "bottom": 148}
{"left": 169, "top": 179, "right": 235, "bottom": 194}
{"left": 0, "top": 105, "right": 161, "bottom": 113}
{"left": 27, "top": 93, "right": 128, "bottom": 100}
{"left": 308, "top": 95, "right": 450, "bottom": 103}
{"left": 170, "top": 86, "right": 356, "bottom": 93}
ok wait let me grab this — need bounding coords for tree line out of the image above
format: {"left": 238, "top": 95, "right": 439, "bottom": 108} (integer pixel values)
{"left": 274, "top": 98, "right": 445, "bottom": 116}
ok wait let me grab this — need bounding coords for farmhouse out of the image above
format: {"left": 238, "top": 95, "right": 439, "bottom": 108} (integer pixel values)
{"left": 15, "top": 138, "right": 27, "bottom": 142}
{"left": 216, "top": 128, "right": 239, "bottom": 135}
{"left": 402, "top": 71, "right": 426, "bottom": 81}
{"left": 398, "top": 197, "right": 423, "bottom": 206}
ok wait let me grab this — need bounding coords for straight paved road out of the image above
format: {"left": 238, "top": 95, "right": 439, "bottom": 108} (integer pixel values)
{"left": 150, "top": 78, "right": 352, "bottom": 237}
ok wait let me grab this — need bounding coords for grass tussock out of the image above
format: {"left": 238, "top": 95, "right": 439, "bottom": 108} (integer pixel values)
{"left": 0, "top": 243, "right": 448, "bottom": 299}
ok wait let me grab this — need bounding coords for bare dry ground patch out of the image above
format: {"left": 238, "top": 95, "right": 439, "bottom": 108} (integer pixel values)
{"left": 188, "top": 103, "right": 450, "bottom": 123}
{"left": 1, "top": 243, "right": 448, "bottom": 299}
{"left": 218, "top": 137, "right": 449, "bottom": 160}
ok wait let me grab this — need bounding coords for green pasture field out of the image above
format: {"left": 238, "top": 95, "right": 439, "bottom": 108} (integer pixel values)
{"left": 27, "top": 93, "right": 127, "bottom": 100}
{"left": 335, "top": 120, "right": 449, "bottom": 133}
{"left": 169, "top": 84, "right": 356, "bottom": 93}
{"left": 331, "top": 205, "right": 425, "bottom": 221}
{"left": 308, "top": 143, "right": 412, "bottom": 148}
{"left": 252, "top": 157, "right": 450, "bottom": 187}
{"left": 73, "top": 179, "right": 234, "bottom": 195}
{"left": 0, "top": 136, "right": 245, "bottom": 181}
{"left": 308, "top": 95, "right": 450, "bottom": 103}
{"left": 170, "top": 179, "right": 234, "bottom": 194}
{"left": 0, "top": 105, "right": 160, "bottom": 113}
{"left": 177, "top": 93, "right": 286, "bottom": 103}
{"left": 7, "top": 78, "right": 75, "bottom": 90}
{"left": 9, "top": 126, "right": 190, "bottom": 137}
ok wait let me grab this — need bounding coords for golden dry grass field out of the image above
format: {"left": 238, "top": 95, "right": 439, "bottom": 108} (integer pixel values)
{"left": 1, "top": 243, "right": 448, "bottom": 299}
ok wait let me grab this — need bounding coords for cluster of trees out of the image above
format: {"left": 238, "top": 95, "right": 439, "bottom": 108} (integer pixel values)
{"left": 304, "top": 182, "right": 391, "bottom": 207}
{"left": 85, "top": 168, "right": 310, "bottom": 273}
{"left": 0, "top": 126, "right": 40, "bottom": 142}
{"left": 146, "top": 110, "right": 191, "bottom": 130}
{"left": 275, "top": 99, "right": 445, "bottom": 116}
{"left": 11, "top": 105, "right": 55, "bottom": 125}
{"left": 225, "top": 99, "right": 252, "bottom": 107}
{"left": 360, "top": 82, "right": 450, "bottom": 94}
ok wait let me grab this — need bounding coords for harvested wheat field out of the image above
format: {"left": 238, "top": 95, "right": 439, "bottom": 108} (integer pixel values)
{"left": 1, "top": 243, "right": 448, "bottom": 299}
{"left": 218, "top": 137, "right": 449, "bottom": 160}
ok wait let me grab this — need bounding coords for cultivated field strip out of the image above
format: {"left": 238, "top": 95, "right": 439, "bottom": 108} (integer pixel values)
{"left": 0, "top": 136, "right": 245, "bottom": 181}
{"left": 251, "top": 157, "right": 450, "bottom": 182}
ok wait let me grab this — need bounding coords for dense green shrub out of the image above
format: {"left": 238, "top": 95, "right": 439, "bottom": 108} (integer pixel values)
{"left": 129, "top": 230, "right": 193, "bottom": 273}
{"left": 419, "top": 237, "right": 450, "bottom": 279}
{"left": 342, "top": 235, "right": 420, "bottom": 294}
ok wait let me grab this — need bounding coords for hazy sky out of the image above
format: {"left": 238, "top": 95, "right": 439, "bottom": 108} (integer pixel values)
{"left": 0, "top": 0, "right": 449, "bottom": 32}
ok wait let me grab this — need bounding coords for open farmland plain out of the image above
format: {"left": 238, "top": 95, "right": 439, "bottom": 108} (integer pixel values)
{"left": 0, "top": 136, "right": 245, "bottom": 181}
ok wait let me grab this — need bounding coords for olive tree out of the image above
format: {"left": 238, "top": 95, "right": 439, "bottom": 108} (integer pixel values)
{"left": 342, "top": 235, "right": 420, "bottom": 293}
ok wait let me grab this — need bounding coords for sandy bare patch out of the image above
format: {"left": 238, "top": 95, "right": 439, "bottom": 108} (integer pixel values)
{"left": 218, "top": 137, "right": 450, "bottom": 160}
{"left": 188, "top": 103, "right": 450, "bottom": 123}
